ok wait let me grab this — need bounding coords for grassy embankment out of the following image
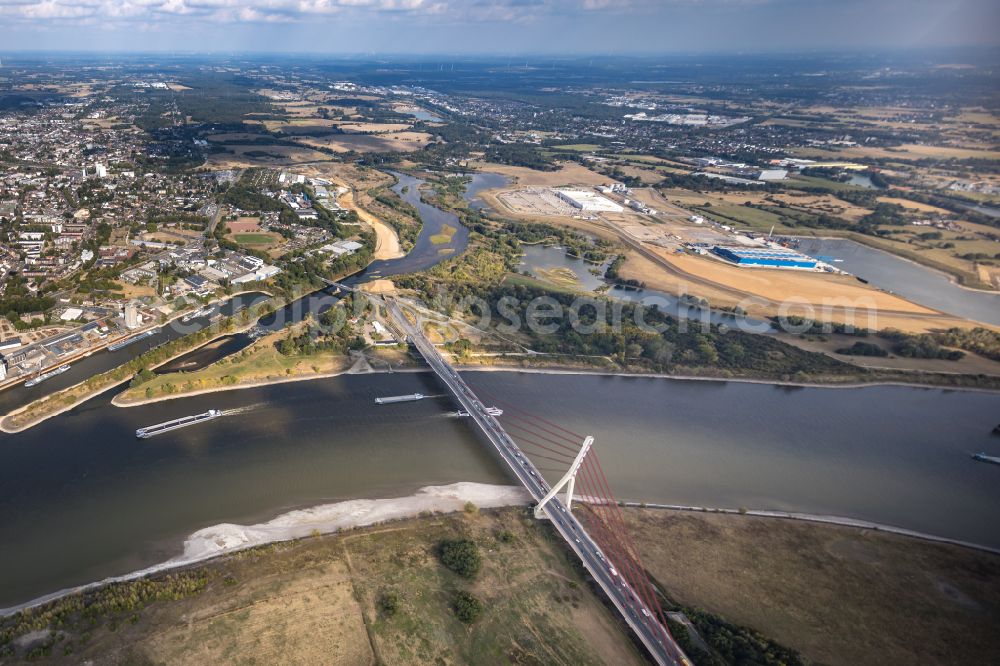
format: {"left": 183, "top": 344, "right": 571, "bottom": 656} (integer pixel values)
{"left": 0, "top": 289, "right": 290, "bottom": 432}
{"left": 430, "top": 223, "right": 457, "bottom": 245}
{"left": 114, "top": 323, "right": 356, "bottom": 405}
{"left": 5, "top": 505, "right": 996, "bottom": 665}
{"left": 0, "top": 508, "right": 643, "bottom": 665}
{"left": 0, "top": 310, "right": 257, "bottom": 433}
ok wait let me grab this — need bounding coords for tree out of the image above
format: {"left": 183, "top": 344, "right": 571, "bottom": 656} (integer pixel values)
{"left": 439, "top": 539, "right": 482, "bottom": 578}
{"left": 452, "top": 591, "right": 484, "bottom": 624}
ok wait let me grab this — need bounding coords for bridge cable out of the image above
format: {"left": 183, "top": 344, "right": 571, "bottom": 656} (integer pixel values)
{"left": 586, "top": 453, "right": 675, "bottom": 647}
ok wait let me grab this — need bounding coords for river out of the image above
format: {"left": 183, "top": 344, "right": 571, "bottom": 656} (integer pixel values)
{"left": 794, "top": 238, "right": 1000, "bottom": 326}
{"left": 0, "top": 292, "right": 271, "bottom": 416}
{"left": 463, "top": 172, "right": 511, "bottom": 210}
{"left": 1, "top": 171, "right": 998, "bottom": 611}
{"left": 356, "top": 171, "right": 470, "bottom": 279}
{"left": 0, "top": 371, "right": 997, "bottom": 608}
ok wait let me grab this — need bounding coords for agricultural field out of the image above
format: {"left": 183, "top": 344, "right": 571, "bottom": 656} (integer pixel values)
{"left": 297, "top": 131, "right": 432, "bottom": 153}
{"left": 231, "top": 232, "right": 283, "bottom": 246}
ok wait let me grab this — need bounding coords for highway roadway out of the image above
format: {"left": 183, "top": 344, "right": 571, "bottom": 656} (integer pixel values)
{"left": 383, "top": 296, "right": 689, "bottom": 666}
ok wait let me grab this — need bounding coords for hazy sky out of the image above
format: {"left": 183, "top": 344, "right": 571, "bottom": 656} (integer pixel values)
{"left": 0, "top": 0, "right": 997, "bottom": 54}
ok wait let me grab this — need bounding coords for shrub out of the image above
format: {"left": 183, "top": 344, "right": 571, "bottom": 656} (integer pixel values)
{"left": 452, "top": 591, "right": 483, "bottom": 624}
{"left": 379, "top": 591, "right": 400, "bottom": 617}
{"left": 439, "top": 538, "right": 482, "bottom": 578}
{"left": 835, "top": 341, "right": 888, "bottom": 357}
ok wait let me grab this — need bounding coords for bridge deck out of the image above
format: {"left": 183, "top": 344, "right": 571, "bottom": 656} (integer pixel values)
{"left": 381, "top": 295, "right": 688, "bottom": 666}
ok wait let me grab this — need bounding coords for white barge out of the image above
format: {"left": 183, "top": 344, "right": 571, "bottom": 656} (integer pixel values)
{"left": 375, "top": 393, "right": 424, "bottom": 405}
{"left": 24, "top": 364, "right": 71, "bottom": 388}
{"left": 108, "top": 328, "right": 160, "bottom": 352}
{"left": 136, "top": 409, "right": 223, "bottom": 439}
{"left": 182, "top": 306, "right": 215, "bottom": 323}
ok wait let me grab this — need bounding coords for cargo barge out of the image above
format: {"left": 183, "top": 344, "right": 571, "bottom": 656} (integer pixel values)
{"left": 24, "top": 364, "right": 71, "bottom": 388}
{"left": 136, "top": 409, "right": 223, "bottom": 439}
{"left": 375, "top": 393, "right": 424, "bottom": 405}
{"left": 181, "top": 307, "right": 215, "bottom": 323}
{"left": 108, "top": 328, "right": 160, "bottom": 352}
{"left": 972, "top": 452, "right": 1000, "bottom": 466}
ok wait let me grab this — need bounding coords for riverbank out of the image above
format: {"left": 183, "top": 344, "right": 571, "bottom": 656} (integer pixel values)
{"left": 111, "top": 321, "right": 361, "bottom": 406}
{"left": 622, "top": 502, "right": 1000, "bottom": 555}
{"left": 0, "top": 293, "right": 277, "bottom": 434}
{"left": 336, "top": 181, "right": 404, "bottom": 260}
{"left": 459, "top": 361, "right": 1000, "bottom": 394}
{"left": 626, "top": 507, "right": 1000, "bottom": 666}
{"left": 0, "top": 499, "right": 646, "bottom": 666}
{"left": 112, "top": 355, "right": 372, "bottom": 407}
{"left": 3, "top": 498, "right": 997, "bottom": 666}
{"left": 0, "top": 482, "right": 531, "bottom": 618}
{"left": 0, "top": 289, "right": 272, "bottom": 396}
{"left": 105, "top": 354, "right": 1000, "bottom": 411}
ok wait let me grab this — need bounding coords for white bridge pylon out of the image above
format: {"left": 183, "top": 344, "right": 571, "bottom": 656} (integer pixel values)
{"left": 534, "top": 436, "right": 594, "bottom": 520}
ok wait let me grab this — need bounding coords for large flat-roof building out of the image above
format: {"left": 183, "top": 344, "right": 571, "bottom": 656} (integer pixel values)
{"left": 712, "top": 245, "right": 818, "bottom": 269}
{"left": 554, "top": 189, "right": 624, "bottom": 213}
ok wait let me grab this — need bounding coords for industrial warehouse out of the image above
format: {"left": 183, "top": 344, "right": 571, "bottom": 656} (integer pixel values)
{"left": 554, "top": 189, "right": 625, "bottom": 213}
{"left": 711, "top": 245, "right": 819, "bottom": 269}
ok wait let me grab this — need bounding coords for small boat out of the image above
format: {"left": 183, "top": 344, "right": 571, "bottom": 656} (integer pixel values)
{"left": 181, "top": 306, "right": 215, "bottom": 323}
{"left": 972, "top": 452, "right": 1000, "bottom": 466}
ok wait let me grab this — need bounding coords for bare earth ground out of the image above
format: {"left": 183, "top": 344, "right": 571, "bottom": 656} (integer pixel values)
{"left": 464, "top": 165, "right": 988, "bottom": 332}
{"left": 625, "top": 509, "right": 1000, "bottom": 666}
{"left": 478, "top": 188, "right": 620, "bottom": 242}
{"left": 14, "top": 508, "right": 644, "bottom": 666}
{"left": 617, "top": 249, "right": 982, "bottom": 333}
{"left": 297, "top": 132, "right": 432, "bottom": 154}
{"left": 469, "top": 161, "right": 610, "bottom": 188}
{"left": 662, "top": 251, "right": 935, "bottom": 314}
{"left": 337, "top": 185, "right": 403, "bottom": 260}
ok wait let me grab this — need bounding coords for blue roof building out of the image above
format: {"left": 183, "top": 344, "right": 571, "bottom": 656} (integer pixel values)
{"left": 712, "top": 245, "right": 818, "bottom": 269}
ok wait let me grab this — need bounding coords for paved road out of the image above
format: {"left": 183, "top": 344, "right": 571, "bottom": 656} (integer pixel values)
{"left": 383, "top": 296, "right": 689, "bottom": 666}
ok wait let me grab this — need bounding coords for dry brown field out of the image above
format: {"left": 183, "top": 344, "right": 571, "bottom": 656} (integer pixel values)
{"left": 627, "top": 508, "right": 1000, "bottom": 666}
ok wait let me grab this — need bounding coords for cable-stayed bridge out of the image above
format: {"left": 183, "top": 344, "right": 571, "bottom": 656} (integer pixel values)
{"left": 381, "top": 295, "right": 690, "bottom": 666}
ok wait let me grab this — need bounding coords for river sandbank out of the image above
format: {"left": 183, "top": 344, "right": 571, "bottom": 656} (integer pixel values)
{"left": 0, "top": 482, "right": 531, "bottom": 618}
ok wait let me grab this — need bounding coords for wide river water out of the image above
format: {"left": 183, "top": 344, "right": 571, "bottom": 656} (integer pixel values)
{"left": 0, "top": 371, "right": 998, "bottom": 608}
{"left": 795, "top": 237, "right": 1000, "bottom": 326}
{"left": 1, "top": 172, "right": 999, "bottom": 610}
